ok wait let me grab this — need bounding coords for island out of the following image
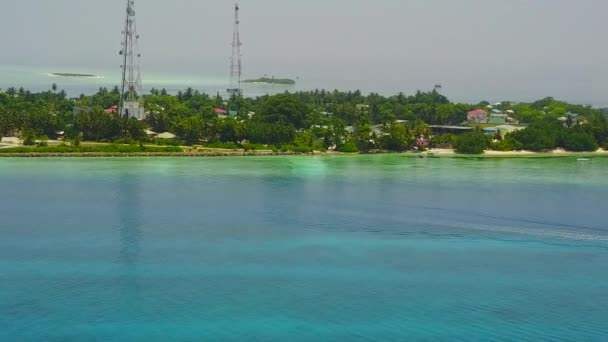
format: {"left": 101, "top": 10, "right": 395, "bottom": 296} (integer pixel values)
{"left": 0, "top": 86, "right": 606, "bottom": 157}
{"left": 243, "top": 77, "right": 296, "bottom": 85}
{"left": 51, "top": 73, "right": 100, "bottom": 78}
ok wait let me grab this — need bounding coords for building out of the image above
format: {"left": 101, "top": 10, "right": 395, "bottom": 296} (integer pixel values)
{"left": 156, "top": 132, "right": 176, "bottom": 140}
{"left": 483, "top": 127, "right": 500, "bottom": 136}
{"left": 416, "top": 138, "right": 430, "bottom": 147}
{"left": 104, "top": 105, "right": 118, "bottom": 114}
{"left": 215, "top": 108, "right": 229, "bottom": 119}
{"left": 467, "top": 109, "right": 488, "bottom": 124}
{"left": 429, "top": 125, "right": 473, "bottom": 135}
{"left": 484, "top": 125, "right": 523, "bottom": 136}
{"left": 558, "top": 112, "right": 581, "bottom": 126}
{"left": 488, "top": 113, "right": 509, "bottom": 124}
{"left": 495, "top": 125, "right": 522, "bottom": 134}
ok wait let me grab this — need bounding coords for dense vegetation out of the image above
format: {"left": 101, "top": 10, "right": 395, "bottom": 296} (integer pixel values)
{"left": 454, "top": 132, "right": 490, "bottom": 154}
{"left": 0, "top": 85, "right": 606, "bottom": 154}
{"left": 0, "top": 145, "right": 183, "bottom": 154}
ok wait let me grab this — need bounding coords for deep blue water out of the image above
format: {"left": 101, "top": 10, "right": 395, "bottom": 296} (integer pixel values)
{"left": 1, "top": 156, "right": 607, "bottom": 341}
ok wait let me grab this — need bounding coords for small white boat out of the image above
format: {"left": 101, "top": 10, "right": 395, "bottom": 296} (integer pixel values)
{"left": 577, "top": 158, "right": 591, "bottom": 162}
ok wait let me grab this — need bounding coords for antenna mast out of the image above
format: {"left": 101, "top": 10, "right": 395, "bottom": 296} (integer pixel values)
{"left": 228, "top": 3, "right": 243, "bottom": 96}
{"left": 119, "top": 0, "right": 145, "bottom": 120}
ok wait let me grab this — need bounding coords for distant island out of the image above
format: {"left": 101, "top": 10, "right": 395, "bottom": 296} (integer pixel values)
{"left": 50, "top": 73, "right": 100, "bottom": 78}
{"left": 243, "top": 77, "right": 296, "bottom": 85}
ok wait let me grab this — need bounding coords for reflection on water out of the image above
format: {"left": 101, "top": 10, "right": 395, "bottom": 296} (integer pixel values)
{"left": 115, "top": 172, "right": 144, "bottom": 315}
{"left": 117, "top": 173, "right": 142, "bottom": 266}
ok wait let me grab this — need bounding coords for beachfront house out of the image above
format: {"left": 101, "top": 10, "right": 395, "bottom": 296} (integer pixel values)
{"left": 467, "top": 109, "right": 488, "bottom": 124}
{"left": 416, "top": 138, "right": 430, "bottom": 148}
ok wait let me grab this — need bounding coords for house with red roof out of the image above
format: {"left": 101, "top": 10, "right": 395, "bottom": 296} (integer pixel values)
{"left": 105, "top": 105, "right": 118, "bottom": 114}
{"left": 215, "top": 108, "right": 229, "bottom": 118}
{"left": 467, "top": 109, "right": 488, "bottom": 124}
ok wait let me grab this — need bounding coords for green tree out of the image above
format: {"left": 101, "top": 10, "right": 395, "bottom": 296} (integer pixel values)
{"left": 175, "top": 116, "right": 204, "bottom": 145}
{"left": 454, "top": 132, "right": 490, "bottom": 154}
{"left": 256, "top": 93, "right": 309, "bottom": 129}
{"left": 354, "top": 123, "right": 374, "bottom": 152}
{"left": 381, "top": 121, "right": 411, "bottom": 151}
{"left": 558, "top": 130, "right": 598, "bottom": 152}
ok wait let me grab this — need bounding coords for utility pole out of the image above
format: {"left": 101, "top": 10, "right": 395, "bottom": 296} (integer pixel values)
{"left": 119, "top": 0, "right": 145, "bottom": 120}
{"left": 227, "top": 3, "right": 243, "bottom": 97}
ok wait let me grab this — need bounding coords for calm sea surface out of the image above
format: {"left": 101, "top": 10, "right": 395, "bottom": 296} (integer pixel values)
{"left": 1, "top": 156, "right": 607, "bottom": 341}
{"left": 0, "top": 65, "right": 299, "bottom": 98}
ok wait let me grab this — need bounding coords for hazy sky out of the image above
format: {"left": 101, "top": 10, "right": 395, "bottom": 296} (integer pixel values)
{"left": 0, "top": 0, "right": 606, "bottom": 103}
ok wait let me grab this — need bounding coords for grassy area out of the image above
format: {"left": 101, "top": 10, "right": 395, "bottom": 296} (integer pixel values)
{"left": 201, "top": 142, "right": 241, "bottom": 150}
{"left": 242, "top": 143, "right": 277, "bottom": 151}
{"left": 201, "top": 142, "right": 281, "bottom": 152}
{"left": 0, "top": 144, "right": 183, "bottom": 154}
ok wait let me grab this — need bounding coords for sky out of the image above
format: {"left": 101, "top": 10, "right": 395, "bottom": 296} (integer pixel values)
{"left": 0, "top": 0, "right": 606, "bottom": 103}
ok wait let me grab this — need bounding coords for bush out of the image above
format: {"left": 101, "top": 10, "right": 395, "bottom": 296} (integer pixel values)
{"left": 454, "top": 132, "right": 490, "bottom": 154}
{"left": 280, "top": 144, "right": 313, "bottom": 153}
{"left": 0, "top": 145, "right": 183, "bottom": 154}
{"left": 203, "top": 141, "right": 239, "bottom": 150}
{"left": 311, "top": 142, "right": 327, "bottom": 152}
{"left": 242, "top": 143, "right": 276, "bottom": 151}
{"left": 430, "top": 134, "right": 456, "bottom": 148}
{"left": 558, "top": 131, "right": 598, "bottom": 152}
{"left": 491, "top": 136, "right": 522, "bottom": 151}
{"left": 509, "top": 128, "right": 556, "bottom": 151}
{"left": 23, "top": 135, "right": 36, "bottom": 146}
{"left": 155, "top": 139, "right": 181, "bottom": 146}
{"left": 508, "top": 121, "right": 562, "bottom": 151}
{"left": 337, "top": 140, "right": 359, "bottom": 153}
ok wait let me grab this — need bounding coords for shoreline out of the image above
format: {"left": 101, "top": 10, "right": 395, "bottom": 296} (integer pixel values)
{"left": 420, "top": 148, "right": 608, "bottom": 159}
{"left": 1, "top": 149, "right": 607, "bottom": 158}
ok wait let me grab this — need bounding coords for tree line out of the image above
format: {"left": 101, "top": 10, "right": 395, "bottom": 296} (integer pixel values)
{"left": 0, "top": 85, "right": 606, "bottom": 154}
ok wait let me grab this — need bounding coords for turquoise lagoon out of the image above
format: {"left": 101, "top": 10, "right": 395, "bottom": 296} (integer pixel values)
{"left": 0, "top": 156, "right": 607, "bottom": 341}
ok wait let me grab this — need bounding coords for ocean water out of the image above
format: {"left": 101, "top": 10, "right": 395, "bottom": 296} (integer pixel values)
{"left": 1, "top": 156, "right": 607, "bottom": 341}
{"left": 2, "top": 65, "right": 607, "bottom": 107}
{"left": 0, "top": 65, "right": 300, "bottom": 98}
